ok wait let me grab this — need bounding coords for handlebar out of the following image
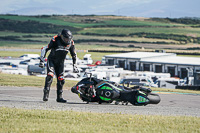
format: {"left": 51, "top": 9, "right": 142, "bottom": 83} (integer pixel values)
{"left": 84, "top": 72, "right": 92, "bottom": 81}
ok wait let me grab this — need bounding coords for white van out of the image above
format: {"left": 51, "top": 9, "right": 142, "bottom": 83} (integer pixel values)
{"left": 83, "top": 54, "right": 93, "bottom": 64}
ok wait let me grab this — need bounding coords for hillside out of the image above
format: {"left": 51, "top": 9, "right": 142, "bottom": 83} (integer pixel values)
{"left": 0, "top": 14, "right": 200, "bottom": 50}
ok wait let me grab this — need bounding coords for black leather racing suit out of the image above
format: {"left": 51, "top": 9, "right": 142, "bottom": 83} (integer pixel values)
{"left": 40, "top": 34, "right": 77, "bottom": 96}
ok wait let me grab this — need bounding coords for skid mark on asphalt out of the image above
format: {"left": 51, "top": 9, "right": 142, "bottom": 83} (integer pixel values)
{"left": 168, "top": 100, "right": 177, "bottom": 106}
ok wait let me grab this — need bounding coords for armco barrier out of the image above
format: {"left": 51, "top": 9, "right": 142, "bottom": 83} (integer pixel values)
{"left": 176, "top": 86, "right": 200, "bottom": 90}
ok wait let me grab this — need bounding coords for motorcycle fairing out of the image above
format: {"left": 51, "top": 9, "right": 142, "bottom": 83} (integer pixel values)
{"left": 134, "top": 91, "right": 150, "bottom": 105}
{"left": 96, "top": 81, "right": 121, "bottom": 102}
{"left": 137, "top": 96, "right": 149, "bottom": 103}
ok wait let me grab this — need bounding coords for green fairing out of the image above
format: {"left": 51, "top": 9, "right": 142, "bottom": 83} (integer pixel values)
{"left": 99, "top": 82, "right": 123, "bottom": 91}
{"left": 137, "top": 96, "right": 148, "bottom": 103}
{"left": 98, "top": 83, "right": 122, "bottom": 101}
{"left": 100, "top": 86, "right": 112, "bottom": 90}
{"left": 99, "top": 96, "right": 111, "bottom": 101}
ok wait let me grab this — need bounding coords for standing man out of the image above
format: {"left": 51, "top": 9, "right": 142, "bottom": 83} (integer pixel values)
{"left": 39, "top": 29, "right": 79, "bottom": 103}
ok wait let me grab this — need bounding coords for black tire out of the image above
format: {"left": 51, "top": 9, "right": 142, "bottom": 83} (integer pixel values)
{"left": 147, "top": 93, "right": 161, "bottom": 104}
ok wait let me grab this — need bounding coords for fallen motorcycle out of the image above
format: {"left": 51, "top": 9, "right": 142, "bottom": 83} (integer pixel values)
{"left": 71, "top": 73, "right": 161, "bottom": 106}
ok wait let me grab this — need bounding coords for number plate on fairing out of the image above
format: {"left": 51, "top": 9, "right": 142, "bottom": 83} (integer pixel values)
{"left": 137, "top": 96, "right": 149, "bottom": 103}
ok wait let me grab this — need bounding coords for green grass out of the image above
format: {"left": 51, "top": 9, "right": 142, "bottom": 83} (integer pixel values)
{"left": 74, "top": 35, "right": 179, "bottom": 43}
{"left": 103, "top": 19, "right": 182, "bottom": 27}
{"left": 177, "top": 54, "right": 200, "bottom": 57}
{"left": 0, "top": 30, "right": 179, "bottom": 45}
{"left": 1, "top": 15, "right": 94, "bottom": 29}
{"left": 0, "top": 31, "right": 53, "bottom": 37}
{"left": 0, "top": 73, "right": 78, "bottom": 89}
{"left": 79, "top": 27, "right": 200, "bottom": 36}
{"left": 1, "top": 15, "right": 200, "bottom": 48}
{"left": 3, "top": 49, "right": 200, "bottom": 62}
{"left": 0, "top": 51, "right": 118, "bottom": 61}
{"left": 0, "top": 15, "right": 183, "bottom": 28}
{"left": 77, "top": 52, "right": 120, "bottom": 61}
{"left": 75, "top": 44, "right": 123, "bottom": 50}
{"left": 0, "top": 41, "right": 42, "bottom": 48}
{"left": 0, "top": 73, "right": 200, "bottom": 94}
{"left": 150, "top": 87, "right": 200, "bottom": 94}
{"left": 0, "top": 51, "right": 41, "bottom": 57}
{"left": 1, "top": 25, "right": 200, "bottom": 50}
{"left": 0, "top": 15, "right": 104, "bottom": 28}
{"left": 0, "top": 107, "right": 199, "bottom": 133}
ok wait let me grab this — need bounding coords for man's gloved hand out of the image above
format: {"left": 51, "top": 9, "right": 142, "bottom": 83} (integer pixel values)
{"left": 73, "top": 64, "right": 79, "bottom": 73}
{"left": 39, "top": 61, "right": 45, "bottom": 68}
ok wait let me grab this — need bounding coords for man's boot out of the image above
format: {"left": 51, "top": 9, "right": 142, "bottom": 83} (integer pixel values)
{"left": 56, "top": 89, "right": 67, "bottom": 103}
{"left": 43, "top": 88, "right": 50, "bottom": 101}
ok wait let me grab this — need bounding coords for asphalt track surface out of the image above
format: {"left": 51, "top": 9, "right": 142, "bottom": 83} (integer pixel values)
{"left": 0, "top": 86, "right": 200, "bottom": 117}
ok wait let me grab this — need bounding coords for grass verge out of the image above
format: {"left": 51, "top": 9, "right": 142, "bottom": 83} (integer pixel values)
{"left": 0, "top": 50, "right": 119, "bottom": 61}
{"left": 0, "top": 51, "right": 41, "bottom": 57}
{"left": 150, "top": 87, "right": 200, "bottom": 94}
{"left": 0, "top": 73, "right": 78, "bottom": 89}
{"left": 0, "top": 107, "right": 199, "bottom": 133}
{"left": 0, "top": 73, "right": 200, "bottom": 94}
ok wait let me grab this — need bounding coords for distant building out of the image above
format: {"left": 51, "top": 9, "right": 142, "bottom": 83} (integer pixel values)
{"left": 104, "top": 52, "right": 200, "bottom": 84}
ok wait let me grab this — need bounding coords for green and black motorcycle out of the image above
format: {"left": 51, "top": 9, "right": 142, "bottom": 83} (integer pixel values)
{"left": 71, "top": 73, "right": 161, "bottom": 106}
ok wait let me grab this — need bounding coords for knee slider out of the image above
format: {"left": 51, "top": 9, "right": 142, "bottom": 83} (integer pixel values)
{"left": 46, "top": 73, "right": 53, "bottom": 83}
{"left": 48, "top": 72, "right": 54, "bottom": 77}
{"left": 58, "top": 76, "right": 65, "bottom": 85}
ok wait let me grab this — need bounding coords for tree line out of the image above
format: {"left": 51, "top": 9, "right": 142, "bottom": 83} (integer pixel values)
{"left": 151, "top": 17, "right": 200, "bottom": 25}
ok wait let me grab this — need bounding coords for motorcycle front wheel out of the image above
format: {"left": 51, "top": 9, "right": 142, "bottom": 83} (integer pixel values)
{"left": 147, "top": 93, "right": 161, "bottom": 104}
